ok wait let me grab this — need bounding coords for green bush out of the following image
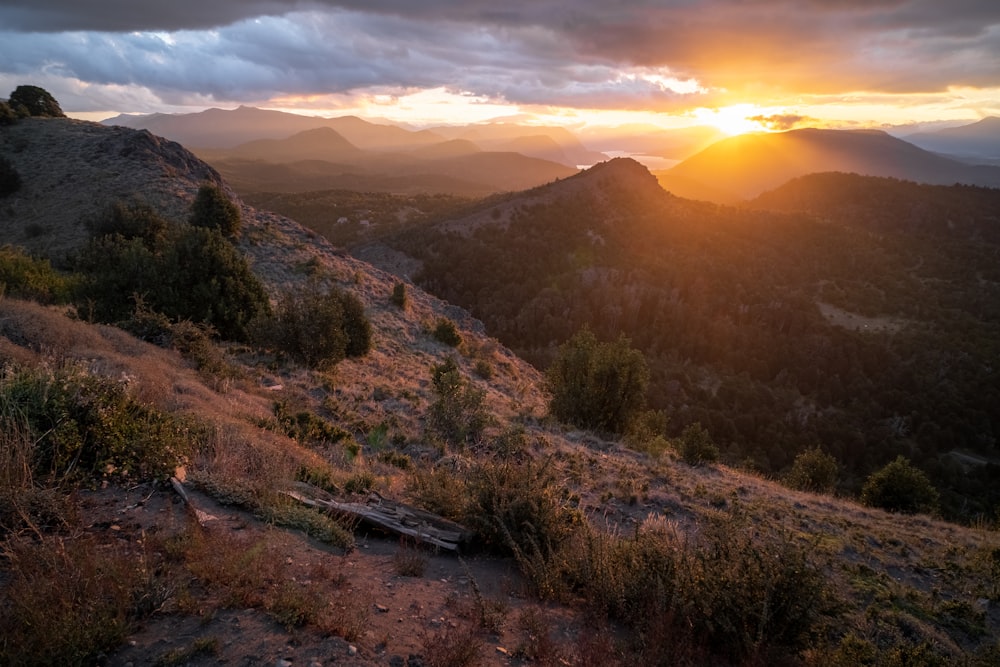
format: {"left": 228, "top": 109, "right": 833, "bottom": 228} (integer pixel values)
{"left": 427, "top": 357, "right": 491, "bottom": 447}
{"left": 546, "top": 327, "right": 648, "bottom": 434}
{"left": 677, "top": 422, "right": 719, "bottom": 466}
{"left": 0, "top": 245, "right": 73, "bottom": 303}
{"left": 8, "top": 85, "right": 65, "bottom": 118}
{"left": 258, "top": 282, "right": 371, "bottom": 368}
{"left": 785, "top": 446, "right": 839, "bottom": 493}
{"left": 0, "top": 155, "right": 21, "bottom": 196}
{"left": 189, "top": 183, "right": 241, "bottom": 237}
{"left": 391, "top": 281, "right": 408, "bottom": 309}
{"left": 0, "top": 364, "right": 192, "bottom": 484}
{"left": 433, "top": 318, "right": 462, "bottom": 346}
{"left": 861, "top": 455, "right": 940, "bottom": 514}
{"left": 74, "top": 203, "right": 269, "bottom": 341}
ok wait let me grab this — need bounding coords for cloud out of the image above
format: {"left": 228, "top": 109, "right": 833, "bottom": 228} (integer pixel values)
{"left": 748, "top": 114, "right": 813, "bottom": 131}
{"left": 0, "top": 1, "right": 998, "bottom": 117}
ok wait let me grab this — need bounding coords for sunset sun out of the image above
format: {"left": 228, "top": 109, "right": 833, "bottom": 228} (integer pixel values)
{"left": 694, "top": 105, "right": 774, "bottom": 136}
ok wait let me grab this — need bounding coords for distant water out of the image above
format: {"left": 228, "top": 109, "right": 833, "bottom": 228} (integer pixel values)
{"left": 578, "top": 151, "right": 681, "bottom": 171}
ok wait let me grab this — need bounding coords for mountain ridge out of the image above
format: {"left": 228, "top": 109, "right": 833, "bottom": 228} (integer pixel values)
{"left": 657, "top": 127, "right": 1000, "bottom": 203}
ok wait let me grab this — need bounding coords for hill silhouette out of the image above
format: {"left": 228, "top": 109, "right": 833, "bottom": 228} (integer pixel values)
{"left": 657, "top": 127, "right": 1000, "bottom": 203}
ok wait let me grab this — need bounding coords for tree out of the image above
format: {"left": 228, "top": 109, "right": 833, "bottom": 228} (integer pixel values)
{"left": 860, "top": 456, "right": 939, "bottom": 515}
{"left": 678, "top": 422, "right": 719, "bottom": 466}
{"left": 546, "top": 327, "right": 648, "bottom": 433}
{"left": 260, "top": 282, "right": 372, "bottom": 368}
{"left": 785, "top": 446, "right": 838, "bottom": 493}
{"left": 189, "top": 183, "right": 241, "bottom": 237}
{"left": 8, "top": 85, "right": 65, "bottom": 118}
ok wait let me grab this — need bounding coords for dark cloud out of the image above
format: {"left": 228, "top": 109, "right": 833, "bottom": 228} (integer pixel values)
{"left": 0, "top": 1, "right": 998, "bottom": 115}
{"left": 748, "top": 114, "right": 813, "bottom": 131}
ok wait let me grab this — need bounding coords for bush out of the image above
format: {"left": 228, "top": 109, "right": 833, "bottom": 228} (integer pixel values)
{"left": 0, "top": 245, "right": 73, "bottom": 303}
{"left": 8, "top": 85, "right": 65, "bottom": 118}
{"left": 785, "top": 446, "right": 838, "bottom": 493}
{"left": 433, "top": 318, "right": 462, "bottom": 346}
{"left": 0, "top": 364, "right": 192, "bottom": 484}
{"left": 0, "top": 155, "right": 21, "bottom": 196}
{"left": 391, "top": 281, "right": 408, "bottom": 309}
{"left": 0, "top": 101, "right": 17, "bottom": 125}
{"left": 677, "top": 422, "right": 719, "bottom": 465}
{"left": 566, "top": 512, "right": 830, "bottom": 663}
{"left": 258, "top": 282, "right": 371, "bottom": 368}
{"left": 861, "top": 455, "right": 940, "bottom": 514}
{"left": 546, "top": 327, "right": 648, "bottom": 434}
{"left": 427, "top": 357, "right": 491, "bottom": 447}
{"left": 74, "top": 203, "right": 269, "bottom": 341}
{"left": 189, "top": 183, "right": 241, "bottom": 237}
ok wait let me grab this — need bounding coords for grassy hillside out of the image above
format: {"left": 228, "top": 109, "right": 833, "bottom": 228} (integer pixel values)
{"left": 2, "top": 117, "right": 1000, "bottom": 665}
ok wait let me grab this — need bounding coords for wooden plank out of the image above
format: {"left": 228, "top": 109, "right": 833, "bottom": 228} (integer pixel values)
{"left": 281, "top": 484, "right": 470, "bottom": 551}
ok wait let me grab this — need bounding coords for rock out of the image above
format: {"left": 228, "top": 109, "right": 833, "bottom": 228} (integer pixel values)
{"left": 348, "top": 645, "right": 358, "bottom": 656}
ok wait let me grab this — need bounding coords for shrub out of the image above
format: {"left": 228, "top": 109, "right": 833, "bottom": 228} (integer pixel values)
{"left": 566, "top": 512, "right": 830, "bottom": 663}
{"left": 785, "top": 446, "right": 839, "bottom": 493}
{"left": 464, "top": 456, "right": 580, "bottom": 598}
{"left": 427, "top": 357, "right": 491, "bottom": 447}
{"left": 0, "top": 364, "right": 192, "bottom": 484}
{"left": 677, "top": 422, "right": 719, "bottom": 465}
{"left": 74, "top": 203, "right": 269, "bottom": 341}
{"left": 0, "top": 101, "right": 17, "bottom": 125}
{"left": 258, "top": 282, "right": 371, "bottom": 368}
{"left": 0, "top": 154, "right": 21, "bottom": 196}
{"left": 8, "top": 85, "right": 65, "bottom": 118}
{"left": 546, "top": 327, "right": 648, "bottom": 434}
{"left": 861, "top": 455, "right": 940, "bottom": 514}
{"left": 433, "top": 317, "right": 462, "bottom": 346}
{"left": 189, "top": 183, "right": 241, "bottom": 237}
{"left": 0, "top": 245, "right": 73, "bottom": 303}
{"left": 391, "top": 281, "right": 408, "bottom": 309}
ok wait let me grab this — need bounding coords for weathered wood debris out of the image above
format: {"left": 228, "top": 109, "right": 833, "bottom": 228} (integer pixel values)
{"left": 281, "top": 481, "right": 470, "bottom": 552}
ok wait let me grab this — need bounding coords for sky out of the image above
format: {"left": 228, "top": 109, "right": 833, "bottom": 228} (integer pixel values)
{"left": 1, "top": 1, "right": 999, "bottom": 135}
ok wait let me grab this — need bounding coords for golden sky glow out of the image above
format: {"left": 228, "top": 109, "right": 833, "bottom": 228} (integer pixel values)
{"left": 2, "top": 2, "right": 999, "bottom": 135}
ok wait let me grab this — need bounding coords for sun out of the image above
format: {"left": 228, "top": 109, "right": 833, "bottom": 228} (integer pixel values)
{"left": 693, "top": 104, "right": 771, "bottom": 136}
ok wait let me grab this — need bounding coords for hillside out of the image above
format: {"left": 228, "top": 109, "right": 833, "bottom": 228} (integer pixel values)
{"left": 656, "top": 128, "right": 1000, "bottom": 203}
{"left": 2, "top": 118, "right": 1000, "bottom": 666}
{"left": 362, "top": 158, "right": 1000, "bottom": 522}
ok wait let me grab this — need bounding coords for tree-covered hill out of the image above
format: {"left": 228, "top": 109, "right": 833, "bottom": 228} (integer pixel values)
{"left": 373, "top": 160, "right": 1000, "bottom": 521}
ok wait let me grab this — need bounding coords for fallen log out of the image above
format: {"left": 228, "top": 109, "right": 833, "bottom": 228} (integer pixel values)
{"left": 281, "top": 482, "right": 470, "bottom": 552}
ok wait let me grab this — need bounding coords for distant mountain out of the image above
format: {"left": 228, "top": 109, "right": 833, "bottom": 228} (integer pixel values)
{"left": 431, "top": 122, "right": 608, "bottom": 167}
{"left": 657, "top": 128, "right": 1000, "bottom": 203}
{"left": 200, "top": 127, "right": 578, "bottom": 196}
{"left": 210, "top": 127, "right": 364, "bottom": 162}
{"left": 103, "top": 105, "right": 444, "bottom": 151}
{"left": 905, "top": 117, "right": 1000, "bottom": 162}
